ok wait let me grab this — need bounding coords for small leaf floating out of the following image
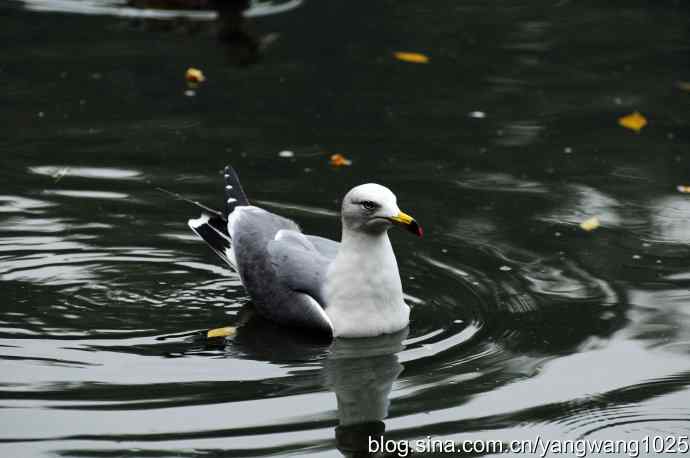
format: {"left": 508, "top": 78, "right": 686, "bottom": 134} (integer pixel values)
{"left": 393, "top": 52, "right": 430, "bottom": 64}
{"left": 580, "top": 216, "right": 600, "bottom": 232}
{"left": 185, "top": 68, "right": 206, "bottom": 96}
{"left": 184, "top": 68, "right": 206, "bottom": 96}
{"left": 186, "top": 68, "right": 206, "bottom": 84}
{"left": 330, "top": 154, "right": 352, "bottom": 167}
{"left": 206, "top": 326, "right": 236, "bottom": 339}
{"left": 618, "top": 111, "right": 647, "bottom": 133}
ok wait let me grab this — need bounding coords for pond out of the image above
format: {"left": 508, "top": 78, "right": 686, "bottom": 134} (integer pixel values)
{"left": 1, "top": 0, "right": 690, "bottom": 456}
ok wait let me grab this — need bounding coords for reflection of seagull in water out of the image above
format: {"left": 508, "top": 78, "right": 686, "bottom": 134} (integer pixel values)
{"left": 187, "top": 165, "right": 422, "bottom": 338}
{"left": 325, "top": 329, "right": 407, "bottom": 455}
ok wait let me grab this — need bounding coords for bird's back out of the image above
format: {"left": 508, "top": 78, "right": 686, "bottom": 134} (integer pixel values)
{"left": 188, "top": 166, "right": 334, "bottom": 336}
{"left": 229, "top": 206, "right": 333, "bottom": 334}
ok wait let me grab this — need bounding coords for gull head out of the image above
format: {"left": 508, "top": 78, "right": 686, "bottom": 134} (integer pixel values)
{"left": 341, "top": 183, "right": 423, "bottom": 237}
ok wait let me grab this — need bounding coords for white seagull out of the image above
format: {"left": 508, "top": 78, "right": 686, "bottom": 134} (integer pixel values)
{"left": 188, "top": 165, "right": 423, "bottom": 338}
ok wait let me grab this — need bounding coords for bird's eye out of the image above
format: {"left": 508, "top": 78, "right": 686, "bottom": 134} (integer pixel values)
{"left": 361, "top": 200, "right": 377, "bottom": 211}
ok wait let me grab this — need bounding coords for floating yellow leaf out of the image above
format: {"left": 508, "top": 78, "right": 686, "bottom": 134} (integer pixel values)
{"left": 330, "top": 153, "right": 352, "bottom": 167}
{"left": 206, "top": 326, "right": 235, "bottom": 339}
{"left": 618, "top": 111, "right": 647, "bottom": 133}
{"left": 185, "top": 67, "right": 206, "bottom": 85}
{"left": 677, "top": 185, "right": 690, "bottom": 194}
{"left": 393, "top": 52, "right": 429, "bottom": 64}
{"left": 580, "top": 216, "right": 600, "bottom": 232}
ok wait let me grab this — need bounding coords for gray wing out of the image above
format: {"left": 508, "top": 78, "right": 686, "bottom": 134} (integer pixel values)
{"left": 231, "top": 207, "right": 335, "bottom": 335}
{"left": 305, "top": 235, "right": 339, "bottom": 259}
{"left": 267, "top": 230, "right": 338, "bottom": 306}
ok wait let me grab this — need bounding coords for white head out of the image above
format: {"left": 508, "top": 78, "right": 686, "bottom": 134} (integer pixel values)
{"left": 340, "top": 183, "right": 423, "bottom": 237}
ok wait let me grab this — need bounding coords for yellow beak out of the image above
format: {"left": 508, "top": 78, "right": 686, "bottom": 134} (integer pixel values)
{"left": 389, "top": 211, "right": 423, "bottom": 237}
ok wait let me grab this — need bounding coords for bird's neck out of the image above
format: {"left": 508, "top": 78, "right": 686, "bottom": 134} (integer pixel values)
{"left": 340, "top": 228, "right": 391, "bottom": 253}
{"left": 334, "top": 229, "right": 400, "bottom": 292}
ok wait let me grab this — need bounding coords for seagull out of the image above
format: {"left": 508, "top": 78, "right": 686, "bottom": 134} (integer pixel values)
{"left": 187, "top": 165, "right": 422, "bottom": 338}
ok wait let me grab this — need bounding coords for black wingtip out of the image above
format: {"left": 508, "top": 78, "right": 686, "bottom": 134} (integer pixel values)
{"left": 188, "top": 213, "right": 234, "bottom": 268}
{"left": 222, "top": 165, "right": 250, "bottom": 217}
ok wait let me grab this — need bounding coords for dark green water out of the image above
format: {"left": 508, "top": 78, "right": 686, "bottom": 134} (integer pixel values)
{"left": 2, "top": 0, "right": 690, "bottom": 456}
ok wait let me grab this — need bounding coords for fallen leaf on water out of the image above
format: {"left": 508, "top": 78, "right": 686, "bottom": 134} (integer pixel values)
{"left": 330, "top": 153, "right": 352, "bottom": 167}
{"left": 677, "top": 185, "right": 690, "bottom": 194}
{"left": 207, "top": 326, "right": 236, "bottom": 339}
{"left": 580, "top": 216, "right": 600, "bottom": 232}
{"left": 618, "top": 111, "right": 647, "bottom": 133}
{"left": 676, "top": 81, "right": 690, "bottom": 92}
{"left": 185, "top": 67, "right": 206, "bottom": 86}
{"left": 393, "top": 52, "right": 429, "bottom": 64}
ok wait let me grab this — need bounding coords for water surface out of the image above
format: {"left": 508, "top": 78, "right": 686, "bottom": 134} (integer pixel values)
{"left": 2, "top": 0, "right": 690, "bottom": 456}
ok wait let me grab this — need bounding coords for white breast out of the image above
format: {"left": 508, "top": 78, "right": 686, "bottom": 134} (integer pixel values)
{"left": 324, "top": 234, "right": 410, "bottom": 337}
